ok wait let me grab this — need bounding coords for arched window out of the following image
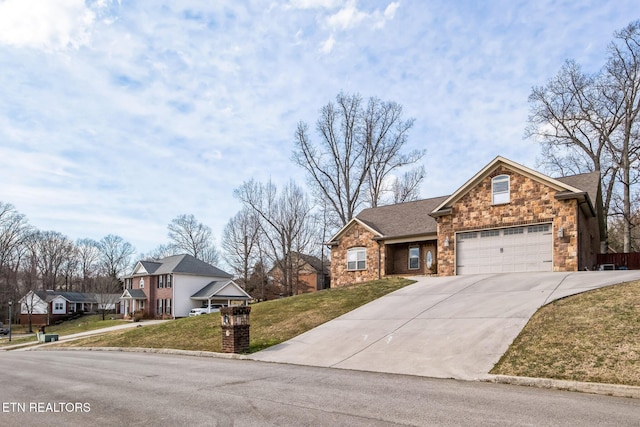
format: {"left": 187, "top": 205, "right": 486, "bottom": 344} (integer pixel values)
{"left": 347, "top": 247, "right": 366, "bottom": 270}
{"left": 139, "top": 278, "right": 145, "bottom": 288}
{"left": 492, "top": 175, "right": 510, "bottom": 204}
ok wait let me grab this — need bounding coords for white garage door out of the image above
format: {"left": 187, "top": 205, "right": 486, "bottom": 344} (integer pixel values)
{"left": 456, "top": 224, "right": 553, "bottom": 275}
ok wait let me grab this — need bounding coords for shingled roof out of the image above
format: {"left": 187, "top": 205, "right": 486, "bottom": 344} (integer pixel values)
{"left": 331, "top": 158, "right": 601, "bottom": 243}
{"left": 128, "top": 254, "right": 232, "bottom": 278}
{"left": 555, "top": 171, "right": 600, "bottom": 204}
{"left": 354, "top": 196, "right": 449, "bottom": 239}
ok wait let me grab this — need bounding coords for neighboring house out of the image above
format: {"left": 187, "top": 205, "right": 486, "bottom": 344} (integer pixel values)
{"left": 269, "top": 252, "right": 331, "bottom": 295}
{"left": 328, "top": 156, "right": 602, "bottom": 286}
{"left": 121, "top": 254, "right": 252, "bottom": 318}
{"left": 19, "top": 290, "right": 121, "bottom": 325}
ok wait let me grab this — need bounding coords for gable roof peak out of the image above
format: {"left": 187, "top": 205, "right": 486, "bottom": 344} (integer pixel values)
{"left": 128, "top": 253, "right": 232, "bottom": 278}
{"left": 431, "top": 156, "right": 592, "bottom": 215}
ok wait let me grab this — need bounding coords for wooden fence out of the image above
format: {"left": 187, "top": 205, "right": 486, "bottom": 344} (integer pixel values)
{"left": 596, "top": 253, "right": 640, "bottom": 270}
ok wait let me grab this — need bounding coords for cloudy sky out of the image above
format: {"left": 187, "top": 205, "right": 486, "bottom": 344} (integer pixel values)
{"left": 0, "top": 0, "right": 638, "bottom": 258}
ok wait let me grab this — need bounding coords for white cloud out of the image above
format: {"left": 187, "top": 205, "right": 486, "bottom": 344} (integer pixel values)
{"left": 326, "top": 1, "right": 368, "bottom": 30}
{"left": 320, "top": 34, "right": 336, "bottom": 53}
{"left": 384, "top": 2, "right": 399, "bottom": 19}
{"left": 0, "top": 0, "right": 100, "bottom": 50}
{"left": 288, "top": 0, "right": 342, "bottom": 10}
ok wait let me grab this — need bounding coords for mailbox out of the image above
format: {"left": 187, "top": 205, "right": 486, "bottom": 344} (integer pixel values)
{"left": 220, "top": 306, "right": 251, "bottom": 353}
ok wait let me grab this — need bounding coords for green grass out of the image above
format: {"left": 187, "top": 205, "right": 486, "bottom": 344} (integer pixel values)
{"left": 0, "top": 314, "right": 128, "bottom": 347}
{"left": 491, "top": 280, "right": 640, "bottom": 386}
{"left": 58, "top": 277, "right": 414, "bottom": 353}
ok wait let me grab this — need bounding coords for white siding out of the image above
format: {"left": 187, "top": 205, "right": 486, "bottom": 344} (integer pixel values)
{"left": 51, "top": 296, "right": 66, "bottom": 314}
{"left": 20, "top": 292, "right": 48, "bottom": 314}
{"left": 173, "top": 274, "right": 229, "bottom": 317}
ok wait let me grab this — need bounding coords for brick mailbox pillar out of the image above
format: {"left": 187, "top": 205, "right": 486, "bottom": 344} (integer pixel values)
{"left": 220, "top": 306, "right": 251, "bottom": 353}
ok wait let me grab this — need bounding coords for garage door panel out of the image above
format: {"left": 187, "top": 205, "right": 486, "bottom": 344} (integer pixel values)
{"left": 456, "top": 224, "right": 552, "bottom": 275}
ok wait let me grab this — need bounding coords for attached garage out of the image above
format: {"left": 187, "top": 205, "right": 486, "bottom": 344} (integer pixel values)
{"left": 455, "top": 223, "right": 553, "bottom": 275}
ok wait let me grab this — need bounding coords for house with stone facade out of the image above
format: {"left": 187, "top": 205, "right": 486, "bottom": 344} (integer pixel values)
{"left": 120, "top": 254, "right": 251, "bottom": 318}
{"left": 328, "top": 156, "right": 602, "bottom": 286}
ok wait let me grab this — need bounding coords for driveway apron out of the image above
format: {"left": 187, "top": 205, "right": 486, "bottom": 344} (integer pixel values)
{"left": 250, "top": 271, "right": 640, "bottom": 380}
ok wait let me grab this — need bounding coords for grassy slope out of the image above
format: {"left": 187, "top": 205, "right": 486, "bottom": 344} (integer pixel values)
{"left": 0, "top": 315, "right": 128, "bottom": 347}
{"left": 60, "top": 277, "right": 414, "bottom": 353}
{"left": 491, "top": 280, "right": 640, "bottom": 386}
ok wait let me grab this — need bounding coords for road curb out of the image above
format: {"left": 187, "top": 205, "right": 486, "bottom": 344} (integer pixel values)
{"left": 29, "top": 347, "right": 640, "bottom": 399}
{"left": 487, "top": 375, "right": 640, "bottom": 399}
{"left": 32, "top": 345, "right": 250, "bottom": 360}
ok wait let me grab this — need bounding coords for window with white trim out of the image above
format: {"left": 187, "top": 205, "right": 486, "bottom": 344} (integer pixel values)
{"left": 492, "top": 175, "right": 510, "bottom": 204}
{"left": 409, "top": 247, "right": 420, "bottom": 270}
{"left": 166, "top": 275, "right": 172, "bottom": 288}
{"left": 165, "top": 299, "right": 172, "bottom": 314}
{"left": 53, "top": 302, "right": 64, "bottom": 312}
{"left": 139, "top": 278, "right": 145, "bottom": 288}
{"left": 347, "top": 247, "right": 366, "bottom": 271}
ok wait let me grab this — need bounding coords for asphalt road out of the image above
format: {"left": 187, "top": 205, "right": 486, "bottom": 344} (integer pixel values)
{"left": 1, "top": 350, "right": 638, "bottom": 426}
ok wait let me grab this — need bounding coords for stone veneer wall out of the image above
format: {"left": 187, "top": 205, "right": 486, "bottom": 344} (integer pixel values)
{"left": 436, "top": 166, "right": 580, "bottom": 276}
{"left": 331, "top": 222, "right": 385, "bottom": 287}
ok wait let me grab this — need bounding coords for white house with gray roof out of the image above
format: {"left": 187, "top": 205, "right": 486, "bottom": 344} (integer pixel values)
{"left": 121, "top": 254, "right": 251, "bottom": 318}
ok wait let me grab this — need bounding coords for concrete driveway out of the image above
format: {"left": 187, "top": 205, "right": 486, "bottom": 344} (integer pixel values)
{"left": 250, "top": 271, "right": 640, "bottom": 380}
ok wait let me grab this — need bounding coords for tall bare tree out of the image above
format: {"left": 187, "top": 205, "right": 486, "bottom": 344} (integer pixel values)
{"left": 362, "top": 97, "right": 423, "bottom": 207}
{"left": 98, "top": 234, "right": 135, "bottom": 281}
{"left": 221, "top": 208, "right": 261, "bottom": 287}
{"left": 392, "top": 166, "right": 426, "bottom": 204}
{"left": 76, "top": 238, "right": 100, "bottom": 292}
{"left": 235, "top": 179, "right": 317, "bottom": 296}
{"left": 0, "top": 202, "right": 30, "bottom": 313}
{"left": 35, "top": 231, "right": 75, "bottom": 290}
{"left": 526, "top": 20, "right": 640, "bottom": 251}
{"left": 0, "top": 202, "right": 30, "bottom": 275}
{"left": 167, "top": 214, "right": 220, "bottom": 265}
{"left": 293, "top": 92, "right": 423, "bottom": 228}
{"left": 604, "top": 21, "right": 640, "bottom": 251}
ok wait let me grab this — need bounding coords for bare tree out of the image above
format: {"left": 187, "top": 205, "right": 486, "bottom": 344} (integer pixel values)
{"left": 362, "top": 97, "right": 423, "bottom": 207}
{"left": 235, "top": 179, "right": 316, "bottom": 297}
{"left": 98, "top": 234, "right": 135, "bottom": 282}
{"left": 0, "top": 202, "right": 30, "bottom": 319}
{"left": 144, "top": 244, "right": 174, "bottom": 261}
{"left": 19, "top": 231, "right": 42, "bottom": 332}
{"left": 93, "top": 275, "right": 122, "bottom": 320}
{"left": 0, "top": 202, "right": 30, "bottom": 276}
{"left": 167, "top": 214, "right": 220, "bottom": 265}
{"left": 603, "top": 21, "right": 640, "bottom": 251}
{"left": 526, "top": 20, "right": 640, "bottom": 252}
{"left": 293, "top": 92, "right": 422, "bottom": 228}
{"left": 391, "top": 166, "right": 425, "bottom": 204}
{"left": 221, "top": 208, "right": 261, "bottom": 287}
{"left": 526, "top": 59, "right": 614, "bottom": 248}
{"left": 35, "top": 231, "right": 75, "bottom": 290}
{"left": 76, "top": 238, "right": 100, "bottom": 292}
